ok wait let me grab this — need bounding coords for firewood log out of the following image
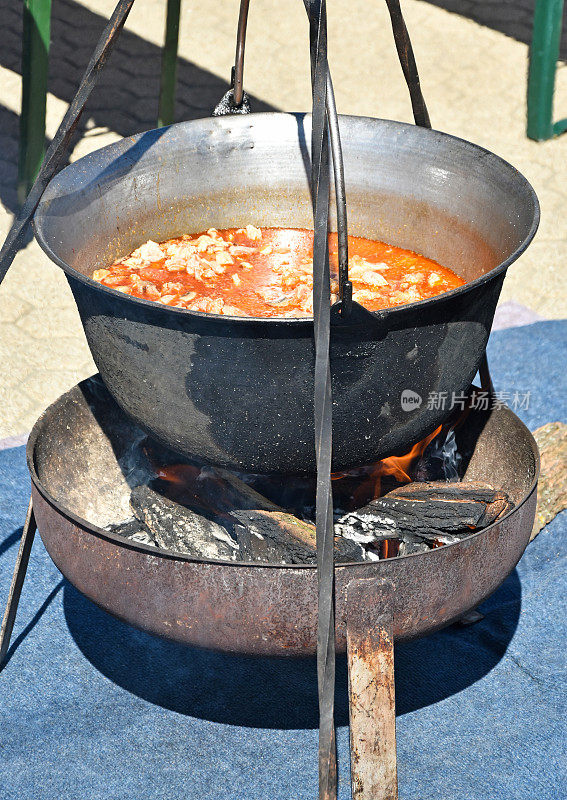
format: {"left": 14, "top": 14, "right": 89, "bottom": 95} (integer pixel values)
{"left": 130, "top": 485, "right": 239, "bottom": 560}
{"left": 336, "top": 481, "right": 513, "bottom": 544}
{"left": 230, "top": 509, "right": 367, "bottom": 564}
{"left": 531, "top": 422, "right": 567, "bottom": 540}
{"left": 106, "top": 518, "right": 157, "bottom": 547}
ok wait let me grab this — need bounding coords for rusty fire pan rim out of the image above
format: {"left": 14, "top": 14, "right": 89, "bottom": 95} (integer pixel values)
{"left": 33, "top": 112, "right": 540, "bottom": 327}
{"left": 25, "top": 377, "right": 540, "bottom": 571}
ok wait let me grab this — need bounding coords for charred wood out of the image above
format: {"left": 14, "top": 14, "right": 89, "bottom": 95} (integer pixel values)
{"left": 148, "top": 458, "right": 282, "bottom": 519}
{"left": 130, "top": 485, "right": 239, "bottom": 560}
{"left": 106, "top": 518, "right": 157, "bottom": 547}
{"left": 212, "top": 468, "right": 283, "bottom": 512}
{"left": 231, "top": 509, "right": 367, "bottom": 564}
{"left": 109, "top": 478, "right": 513, "bottom": 564}
{"left": 337, "top": 481, "right": 513, "bottom": 547}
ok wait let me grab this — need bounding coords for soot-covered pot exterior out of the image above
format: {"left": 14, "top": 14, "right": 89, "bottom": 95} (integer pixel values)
{"left": 67, "top": 271, "right": 503, "bottom": 472}
{"left": 33, "top": 113, "right": 539, "bottom": 472}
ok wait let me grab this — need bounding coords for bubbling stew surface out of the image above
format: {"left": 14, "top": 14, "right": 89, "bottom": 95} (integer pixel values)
{"left": 93, "top": 226, "right": 465, "bottom": 317}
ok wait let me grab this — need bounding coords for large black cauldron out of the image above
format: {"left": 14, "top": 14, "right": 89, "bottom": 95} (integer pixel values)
{"left": 33, "top": 113, "right": 538, "bottom": 473}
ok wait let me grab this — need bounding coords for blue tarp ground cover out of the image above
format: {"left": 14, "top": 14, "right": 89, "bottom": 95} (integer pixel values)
{"left": 0, "top": 320, "right": 565, "bottom": 799}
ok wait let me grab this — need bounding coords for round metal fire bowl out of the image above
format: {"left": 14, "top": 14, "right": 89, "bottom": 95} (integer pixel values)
{"left": 27, "top": 377, "right": 538, "bottom": 657}
{"left": 33, "top": 113, "right": 539, "bottom": 473}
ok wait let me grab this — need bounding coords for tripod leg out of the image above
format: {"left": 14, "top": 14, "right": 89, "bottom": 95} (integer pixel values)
{"left": 347, "top": 579, "right": 397, "bottom": 800}
{"left": 479, "top": 351, "right": 494, "bottom": 395}
{"left": 0, "top": 498, "right": 37, "bottom": 669}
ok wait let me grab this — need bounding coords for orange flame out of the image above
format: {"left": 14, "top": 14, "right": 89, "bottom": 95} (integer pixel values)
{"left": 370, "top": 425, "right": 442, "bottom": 496}
{"left": 337, "top": 424, "right": 443, "bottom": 506}
{"left": 152, "top": 462, "right": 215, "bottom": 511}
{"left": 148, "top": 423, "right": 447, "bottom": 515}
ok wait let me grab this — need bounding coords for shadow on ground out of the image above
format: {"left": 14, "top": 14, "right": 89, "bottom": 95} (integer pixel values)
{"left": 0, "top": 0, "right": 277, "bottom": 218}
{"left": 62, "top": 569, "right": 521, "bottom": 730}
{"left": 0, "top": 104, "right": 48, "bottom": 246}
{"left": 418, "top": 0, "right": 567, "bottom": 60}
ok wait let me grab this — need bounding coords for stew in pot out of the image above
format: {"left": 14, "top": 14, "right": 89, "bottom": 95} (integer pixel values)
{"left": 93, "top": 226, "right": 465, "bottom": 317}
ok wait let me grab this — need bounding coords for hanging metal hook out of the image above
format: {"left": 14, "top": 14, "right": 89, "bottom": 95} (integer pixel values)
{"left": 213, "top": 0, "right": 251, "bottom": 115}
{"left": 384, "top": 0, "right": 431, "bottom": 128}
{"left": 233, "top": 0, "right": 250, "bottom": 107}
{"left": 215, "top": 0, "right": 353, "bottom": 315}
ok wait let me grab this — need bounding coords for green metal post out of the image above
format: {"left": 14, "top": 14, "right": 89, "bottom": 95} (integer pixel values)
{"left": 18, "top": 0, "right": 52, "bottom": 204}
{"left": 158, "top": 0, "right": 182, "bottom": 127}
{"left": 527, "top": 0, "right": 567, "bottom": 140}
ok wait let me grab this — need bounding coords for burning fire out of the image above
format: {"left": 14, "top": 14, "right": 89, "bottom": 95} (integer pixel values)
{"left": 150, "top": 461, "right": 223, "bottom": 514}
{"left": 155, "top": 463, "right": 200, "bottom": 485}
{"left": 147, "top": 422, "right": 452, "bottom": 517}
{"left": 332, "top": 425, "right": 443, "bottom": 507}
{"left": 364, "top": 424, "right": 443, "bottom": 498}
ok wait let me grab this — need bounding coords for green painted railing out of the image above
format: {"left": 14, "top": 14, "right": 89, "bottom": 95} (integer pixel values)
{"left": 17, "top": 0, "right": 182, "bottom": 205}
{"left": 18, "top": 0, "right": 52, "bottom": 204}
{"left": 527, "top": 0, "right": 567, "bottom": 140}
{"left": 158, "top": 0, "right": 182, "bottom": 127}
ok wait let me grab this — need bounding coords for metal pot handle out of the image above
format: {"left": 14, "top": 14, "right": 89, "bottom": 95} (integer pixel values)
{"left": 212, "top": 0, "right": 252, "bottom": 116}
{"left": 213, "top": 0, "right": 355, "bottom": 312}
{"left": 213, "top": 0, "right": 431, "bottom": 314}
{"left": 211, "top": 0, "right": 250, "bottom": 115}
{"left": 214, "top": 0, "right": 431, "bottom": 129}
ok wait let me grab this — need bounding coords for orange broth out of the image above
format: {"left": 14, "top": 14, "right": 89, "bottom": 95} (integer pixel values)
{"left": 93, "top": 226, "right": 465, "bottom": 317}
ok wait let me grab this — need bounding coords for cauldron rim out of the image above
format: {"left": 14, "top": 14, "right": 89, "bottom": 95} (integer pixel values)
{"left": 32, "top": 112, "right": 540, "bottom": 327}
{"left": 26, "top": 377, "right": 540, "bottom": 571}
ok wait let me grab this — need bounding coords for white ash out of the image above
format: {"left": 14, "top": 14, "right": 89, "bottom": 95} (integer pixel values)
{"left": 335, "top": 511, "right": 397, "bottom": 543}
{"left": 129, "top": 485, "right": 239, "bottom": 561}
{"left": 129, "top": 530, "right": 157, "bottom": 546}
